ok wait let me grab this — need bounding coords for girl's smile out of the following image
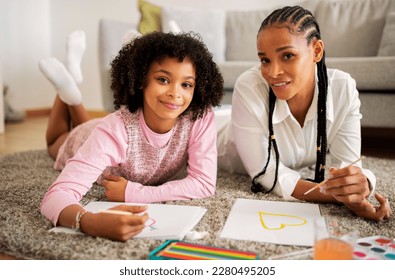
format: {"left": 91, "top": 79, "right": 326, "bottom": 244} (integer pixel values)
{"left": 160, "top": 101, "right": 181, "bottom": 110}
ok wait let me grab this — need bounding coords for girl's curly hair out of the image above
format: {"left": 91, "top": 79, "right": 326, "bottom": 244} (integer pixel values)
{"left": 110, "top": 31, "right": 224, "bottom": 120}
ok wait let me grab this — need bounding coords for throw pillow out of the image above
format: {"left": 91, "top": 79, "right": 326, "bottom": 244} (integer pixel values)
{"left": 161, "top": 6, "right": 226, "bottom": 63}
{"left": 378, "top": 12, "right": 395, "bottom": 56}
{"left": 137, "top": 0, "right": 161, "bottom": 34}
{"left": 314, "top": 0, "right": 392, "bottom": 57}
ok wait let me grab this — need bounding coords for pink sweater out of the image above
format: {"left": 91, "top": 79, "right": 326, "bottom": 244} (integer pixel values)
{"left": 40, "top": 108, "right": 217, "bottom": 225}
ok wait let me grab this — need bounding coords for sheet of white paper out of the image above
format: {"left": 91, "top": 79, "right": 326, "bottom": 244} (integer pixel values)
{"left": 50, "top": 202, "right": 207, "bottom": 240}
{"left": 220, "top": 198, "right": 321, "bottom": 246}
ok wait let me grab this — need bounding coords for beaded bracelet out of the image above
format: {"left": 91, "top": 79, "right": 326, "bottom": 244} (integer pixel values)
{"left": 72, "top": 210, "right": 89, "bottom": 232}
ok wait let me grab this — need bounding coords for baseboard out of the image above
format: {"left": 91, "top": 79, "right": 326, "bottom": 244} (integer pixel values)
{"left": 25, "top": 108, "right": 51, "bottom": 117}
{"left": 25, "top": 108, "right": 109, "bottom": 118}
{"left": 87, "top": 110, "right": 109, "bottom": 118}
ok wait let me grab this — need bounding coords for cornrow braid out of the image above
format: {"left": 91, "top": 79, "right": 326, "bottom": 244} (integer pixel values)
{"left": 251, "top": 5, "right": 328, "bottom": 194}
{"left": 251, "top": 90, "right": 280, "bottom": 193}
{"left": 315, "top": 55, "right": 328, "bottom": 182}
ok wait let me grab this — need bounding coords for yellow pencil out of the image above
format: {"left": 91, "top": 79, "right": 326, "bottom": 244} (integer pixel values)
{"left": 303, "top": 156, "right": 364, "bottom": 195}
{"left": 98, "top": 209, "right": 134, "bottom": 215}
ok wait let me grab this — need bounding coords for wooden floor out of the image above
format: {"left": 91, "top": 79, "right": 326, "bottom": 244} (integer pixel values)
{"left": 0, "top": 116, "right": 394, "bottom": 260}
{"left": 0, "top": 116, "right": 47, "bottom": 156}
{"left": 0, "top": 110, "right": 107, "bottom": 157}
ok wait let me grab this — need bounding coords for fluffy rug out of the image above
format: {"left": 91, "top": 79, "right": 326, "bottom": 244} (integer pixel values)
{"left": 0, "top": 150, "right": 394, "bottom": 260}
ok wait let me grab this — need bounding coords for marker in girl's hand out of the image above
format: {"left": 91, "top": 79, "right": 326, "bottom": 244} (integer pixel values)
{"left": 303, "top": 156, "right": 365, "bottom": 195}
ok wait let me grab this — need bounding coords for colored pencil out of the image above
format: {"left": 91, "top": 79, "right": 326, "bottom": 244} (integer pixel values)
{"left": 158, "top": 241, "right": 257, "bottom": 260}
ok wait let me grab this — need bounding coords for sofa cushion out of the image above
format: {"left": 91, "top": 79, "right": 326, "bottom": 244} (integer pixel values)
{"left": 161, "top": 6, "right": 226, "bottom": 63}
{"left": 99, "top": 19, "right": 136, "bottom": 68}
{"left": 137, "top": 0, "right": 161, "bottom": 34}
{"left": 218, "top": 61, "right": 259, "bottom": 89}
{"left": 225, "top": 10, "right": 271, "bottom": 61}
{"left": 325, "top": 56, "right": 395, "bottom": 90}
{"left": 99, "top": 19, "right": 136, "bottom": 112}
{"left": 378, "top": 12, "right": 395, "bottom": 56}
{"left": 224, "top": 1, "right": 319, "bottom": 61}
{"left": 314, "top": 0, "right": 392, "bottom": 57}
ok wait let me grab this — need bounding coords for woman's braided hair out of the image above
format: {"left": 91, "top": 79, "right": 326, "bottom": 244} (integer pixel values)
{"left": 251, "top": 5, "right": 328, "bottom": 193}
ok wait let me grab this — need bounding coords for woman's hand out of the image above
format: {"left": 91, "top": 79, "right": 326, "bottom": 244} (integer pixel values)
{"left": 320, "top": 166, "right": 370, "bottom": 204}
{"left": 344, "top": 193, "right": 392, "bottom": 222}
{"left": 101, "top": 174, "right": 128, "bottom": 202}
{"left": 81, "top": 204, "right": 149, "bottom": 241}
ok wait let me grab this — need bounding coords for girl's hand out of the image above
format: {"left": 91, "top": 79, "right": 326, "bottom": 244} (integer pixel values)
{"left": 344, "top": 193, "right": 392, "bottom": 222}
{"left": 81, "top": 205, "right": 149, "bottom": 241}
{"left": 320, "top": 166, "right": 370, "bottom": 204}
{"left": 101, "top": 174, "right": 128, "bottom": 202}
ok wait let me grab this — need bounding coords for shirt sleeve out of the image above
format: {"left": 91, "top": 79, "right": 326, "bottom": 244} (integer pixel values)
{"left": 40, "top": 114, "right": 128, "bottom": 225}
{"left": 326, "top": 73, "right": 376, "bottom": 196}
{"left": 124, "top": 110, "right": 217, "bottom": 203}
{"left": 231, "top": 70, "right": 299, "bottom": 200}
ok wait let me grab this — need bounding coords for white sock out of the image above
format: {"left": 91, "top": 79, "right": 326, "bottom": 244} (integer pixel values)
{"left": 65, "top": 30, "right": 86, "bottom": 85}
{"left": 39, "top": 58, "right": 82, "bottom": 106}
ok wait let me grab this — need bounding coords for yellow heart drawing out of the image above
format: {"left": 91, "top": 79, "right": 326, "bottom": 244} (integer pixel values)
{"left": 258, "top": 211, "right": 307, "bottom": 230}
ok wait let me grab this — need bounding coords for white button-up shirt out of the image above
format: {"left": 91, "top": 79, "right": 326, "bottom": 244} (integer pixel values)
{"left": 220, "top": 64, "right": 375, "bottom": 200}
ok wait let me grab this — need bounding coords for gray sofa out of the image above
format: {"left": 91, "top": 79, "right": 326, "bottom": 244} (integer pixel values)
{"left": 98, "top": 0, "right": 395, "bottom": 128}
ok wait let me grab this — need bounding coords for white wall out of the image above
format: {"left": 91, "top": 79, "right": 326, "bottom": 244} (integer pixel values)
{"left": 1, "top": 0, "right": 301, "bottom": 111}
{"left": 1, "top": 0, "right": 51, "bottom": 111}
{"left": 49, "top": 0, "right": 138, "bottom": 110}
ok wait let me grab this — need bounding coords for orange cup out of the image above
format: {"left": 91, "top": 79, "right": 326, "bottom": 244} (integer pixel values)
{"left": 313, "top": 217, "right": 356, "bottom": 260}
{"left": 314, "top": 238, "right": 354, "bottom": 260}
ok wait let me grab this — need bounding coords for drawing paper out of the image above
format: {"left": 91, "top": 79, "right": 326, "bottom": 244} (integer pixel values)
{"left": 220, "top": 198, "right": 321, "bottom": 246}
{"left": 50, "top": 201, "right": 206, "bottom": 240}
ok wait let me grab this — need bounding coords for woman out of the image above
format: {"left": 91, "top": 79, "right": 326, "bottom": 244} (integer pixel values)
{"left": 221, "top": 5, "right": 392, "bottom": 221}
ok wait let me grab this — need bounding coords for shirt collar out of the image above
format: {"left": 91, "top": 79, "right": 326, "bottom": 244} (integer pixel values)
{"left": 272, "top": 66, "right": 334, "bottom": 125}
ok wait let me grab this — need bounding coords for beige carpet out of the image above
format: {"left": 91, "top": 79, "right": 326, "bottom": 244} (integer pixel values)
{"left": 0, "top": 150, "right": 393, "bottom": 259}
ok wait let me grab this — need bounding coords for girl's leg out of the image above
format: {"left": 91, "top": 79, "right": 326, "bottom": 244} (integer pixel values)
{"left": 40, "top": 30, "right": 88, "bottom": 159}
{"left": 39, "top": 58, "right": 90, "bottom": 159}
{"left": 45, "top": 96, "right": 90, "bottom": 159}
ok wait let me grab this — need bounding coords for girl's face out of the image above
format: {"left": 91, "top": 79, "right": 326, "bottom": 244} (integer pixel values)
{"left": 143, "top": 56, "right": 196, "bottom": 134}
{"left": 257, "top": 25, "right": 323, "bottom": 103}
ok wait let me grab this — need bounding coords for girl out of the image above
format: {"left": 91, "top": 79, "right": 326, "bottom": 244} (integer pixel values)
{"left": 221, "top": 5, "right": 391, "bottom": 221}
{"left": 40, "top": 31, "right": 224, "bottom": 241}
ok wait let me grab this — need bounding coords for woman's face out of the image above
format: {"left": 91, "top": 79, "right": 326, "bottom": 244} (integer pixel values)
{"left": 257, "top": 25, "right": 323, "bottom": 102}
{"left": 143, "top": 56, "right": 196, "bottom": 134}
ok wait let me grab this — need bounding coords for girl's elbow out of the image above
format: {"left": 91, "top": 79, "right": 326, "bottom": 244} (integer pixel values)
{"left": 204, "top": 181, "right": 216, "bottom": 197}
